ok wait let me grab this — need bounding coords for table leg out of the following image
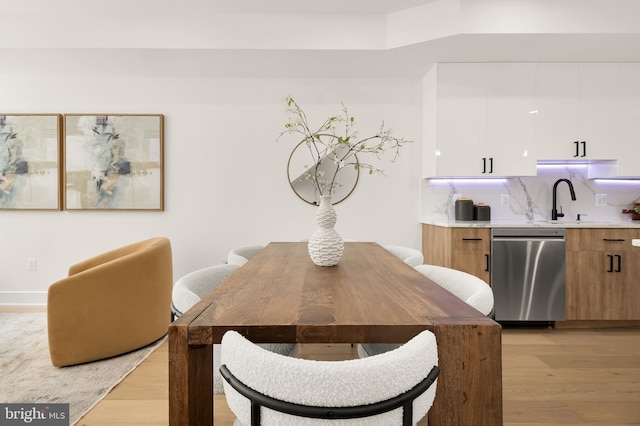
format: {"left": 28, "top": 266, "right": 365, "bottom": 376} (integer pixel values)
{"left": 429, "top": 319, "right": 503, "bottom": 426}
{"left": 169, "top": 325, "right": 214, "bottom": 425}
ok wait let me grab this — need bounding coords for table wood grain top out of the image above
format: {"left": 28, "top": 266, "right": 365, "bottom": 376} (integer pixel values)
{"left": 187, "top": 242, "right": 482, "bottom": 345}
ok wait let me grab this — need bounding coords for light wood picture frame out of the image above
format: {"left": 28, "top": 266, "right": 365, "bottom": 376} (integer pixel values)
{"left": 0, "top": 114, "right": 62, "bottom": 210}
{"left": 64, "top": 114, "right": 164, "bottom": 211}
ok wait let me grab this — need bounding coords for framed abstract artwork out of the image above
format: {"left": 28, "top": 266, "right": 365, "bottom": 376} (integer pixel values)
{"left": 0, "top": 114, "right": 62, "bottom": 210}
{"left": 64, "top": 114, "right": 164, "bottom": 210}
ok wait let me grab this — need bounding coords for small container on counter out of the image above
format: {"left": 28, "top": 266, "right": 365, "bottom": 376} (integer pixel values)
{"left": 474, "top": 203, "right": 491, "bottom": 221}
{"left": 455, "top": 197, "right": 474, "bottom": 221}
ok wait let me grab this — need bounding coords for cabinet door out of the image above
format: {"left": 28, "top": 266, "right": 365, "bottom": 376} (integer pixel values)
{"left": 537, "top": 63, "right": 618, "bottom": 161}
{"left": 536, "top": 63, "right": 580, "bottom": 160}
{"left": 617, "top": 63, "right": 640, "bottom": 176}
{"left": 566, "top": 229, "right": 640, "bottom": 320}
{"left": 436, "top": 63, "right": 487, "bottom": 176}
{"left": 451, "top": 228, "right": 490, "bottom": 283}
{"left": 577, "top": 63, "right": 619, "bottom": 160}
{"left": 485, "top": 63, "right": 538, "bottom": 176}
{"left": 566, "top": 249, "right": 614, "bottom": 320}
{"left": 605, "top": 233, "right": 640, "bottom": 320}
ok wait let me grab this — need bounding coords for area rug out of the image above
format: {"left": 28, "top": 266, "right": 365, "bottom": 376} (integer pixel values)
{"left": 0, "top": 312, "right": 166, "bottom": 425}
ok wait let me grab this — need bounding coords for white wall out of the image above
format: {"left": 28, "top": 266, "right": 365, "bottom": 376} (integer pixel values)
{"left": 4, "top": 0, "right": 640, "bottom": 305}
{"left": 0, "top": 69, "right": 423, "bottom": 305}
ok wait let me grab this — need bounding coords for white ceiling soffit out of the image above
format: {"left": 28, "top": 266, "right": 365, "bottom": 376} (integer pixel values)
{"left": 0, "top": 0, "right": 436, "bottom": 14}
{"left": 5, "top": 33, "right": 640, "bottom": 79}
{"left": 206, "top": 0, "right": 436, "bottom": 14}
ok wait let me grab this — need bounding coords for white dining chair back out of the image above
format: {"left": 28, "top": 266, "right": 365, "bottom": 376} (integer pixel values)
{"left": 383, "top": 245, "right": 424, "bottom": 267}
{"left": 171, "top": 264, "right": 240, "bottom": 317}
{"left": 221, "top": 330, "right": 439, "bottom": 426}
{"left": 414, "top": 264, "right": 494, "bottom": 316}
{"left": 227, "top": 245, "right": 265, "bottom": 266}
{"left": 171, "top": 263, "right": 297, "bottom": 394}
{"left": 359, "top": 264, "right": 493, "bottom": 359}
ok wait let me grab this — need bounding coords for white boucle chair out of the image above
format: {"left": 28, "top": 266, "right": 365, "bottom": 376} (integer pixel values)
{"left": 227, "top": 244, "right": 265, "bottom": 266}
{"left": 220, "top": 330, "right": 439, "bottom": 426}
{"left": 414, "top": 264, "right": 494, "bottom": 317}
{"left": 359, "top": 264, "right": 494, "bottom": 359}
{"left": 383, "top": 245, "right": 424, "bottom": 267}
{"left": 171, "top": 264, "right": 298, "bottom": 393}
{"left": 171, "top": 264, "right": 241, "bottom": 318}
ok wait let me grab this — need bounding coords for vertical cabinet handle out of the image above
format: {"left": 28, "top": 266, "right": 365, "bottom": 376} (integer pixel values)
{"left": 615, "top": 254, "right": 622, "bottom": 272}
{"left": 573, "top": 141, "right": 588, "bottom": 157}
{"left": 481, "top": 158, "right": 495, "bottom": 174}
{"left": 485, "top": 254, "right": 490, "bottom": 272}
{"left": 607, "top": 254, "right": 614, "bottom": 272}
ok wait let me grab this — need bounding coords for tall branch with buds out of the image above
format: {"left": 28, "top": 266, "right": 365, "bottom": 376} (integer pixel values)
{"left": 278, "top": 96, "right": 411, "bottom": 198}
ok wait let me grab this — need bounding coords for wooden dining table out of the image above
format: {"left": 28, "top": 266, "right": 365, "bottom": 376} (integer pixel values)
{"left": 169, "top": 242, "right": 502, "bottom": 425}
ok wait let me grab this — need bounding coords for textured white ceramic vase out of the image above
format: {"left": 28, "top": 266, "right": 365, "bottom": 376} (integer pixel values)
{"left": 308, "top": 195, "right": 344, "bottom": 266}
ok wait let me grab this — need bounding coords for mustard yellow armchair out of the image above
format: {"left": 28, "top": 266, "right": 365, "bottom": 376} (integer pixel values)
{"left": 47, "top": 237, "right": 173, "bottom": 367}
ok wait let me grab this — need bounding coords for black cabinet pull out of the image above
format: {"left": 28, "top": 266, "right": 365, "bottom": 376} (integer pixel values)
{"left": 489, "top": 157, "right": 494, "bottom": 173}
{"left": 581, "top": 141, "right": 587, "bottom": 157}
{"left": 607, "top": 254, "right": 614, "bottom": 272}
{"left": 462, "top": 238, "right": 483, "bottom": 241}
{"left": 615, "top": 254, "right": 622, "bottom": 272}
{"left": 603, "top": 238, "right": 625, "bottom": 242}
{"left": 485, "top": 254, "right": 490, "bottom": 272}
{"left": 574, "top": 141, "right": 579, "bottom": 157}
{"left": 482, "top": 157, "right": 486, "bottom": 174}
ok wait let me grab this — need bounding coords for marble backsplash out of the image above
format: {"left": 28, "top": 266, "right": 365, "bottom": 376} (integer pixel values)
{"left": 421, "top": 165, "right": 640, "bottom": 224}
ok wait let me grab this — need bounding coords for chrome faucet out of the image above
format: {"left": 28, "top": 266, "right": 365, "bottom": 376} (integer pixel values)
{"left": 551, "top": 178, "right": 577, "bottom": 220}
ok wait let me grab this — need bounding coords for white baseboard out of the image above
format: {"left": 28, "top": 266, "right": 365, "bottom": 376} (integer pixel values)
{"left": 0, "top": 291, "right": 47, "bottom": 306}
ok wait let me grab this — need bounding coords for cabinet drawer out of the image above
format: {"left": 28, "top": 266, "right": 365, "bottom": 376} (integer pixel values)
{"left": 566, "top": 228, "right": 640, "bottom": 252}
{"left": 451, "top": 228, "right": 490, "bottom": 251}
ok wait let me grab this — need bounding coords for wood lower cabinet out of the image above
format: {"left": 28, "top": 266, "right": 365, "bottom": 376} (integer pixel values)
{"left": 566, "top": 228, "right": 640, "bottom": 320}
{"left": 422, "top": 224, "right": 490, "bottom": 283}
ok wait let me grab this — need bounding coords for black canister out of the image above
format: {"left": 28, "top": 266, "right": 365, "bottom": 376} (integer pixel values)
{"left": 455, "top": 198, "right": 474, "bottom": 221}
{"left": 474, "top": 203, "right": 491, "bottom": 221}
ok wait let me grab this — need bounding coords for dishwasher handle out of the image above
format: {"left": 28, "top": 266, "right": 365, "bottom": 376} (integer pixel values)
{"left": 491, "top": 237, "right": 565, "bottom": 242}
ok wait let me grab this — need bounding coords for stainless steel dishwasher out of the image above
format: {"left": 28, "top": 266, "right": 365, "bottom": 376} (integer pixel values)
{"left": 490, "top": 228, "right": 566, "bottom": 322}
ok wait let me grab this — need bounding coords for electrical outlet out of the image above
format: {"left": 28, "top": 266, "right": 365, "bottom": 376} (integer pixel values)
{"left": 501, "top": 194, "right": 510, "bottom": 206}
{"left": 595, "top": 194, "right": 607, "bottom": 207}
{"left": 27, "top": 258, "right": 37, "bottom": 271}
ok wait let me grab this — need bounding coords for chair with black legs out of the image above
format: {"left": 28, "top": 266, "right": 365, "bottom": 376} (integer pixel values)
{"left": 220, "top": 329, "right": 439, "bottom": 426}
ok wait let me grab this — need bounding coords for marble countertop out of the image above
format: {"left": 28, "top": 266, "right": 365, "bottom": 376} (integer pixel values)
{"left": 422, "top": 220, "right": 640, "bottom": 229}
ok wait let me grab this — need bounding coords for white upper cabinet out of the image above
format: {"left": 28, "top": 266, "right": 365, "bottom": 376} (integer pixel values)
{"left": 536, "top": 63, "right": 618, "bottom": 161}
{"left": 617, "top": 63, "right": 640, "bottom": 177}
{"left": 434, "top": 63, "right": 487, "bottom": 177}
{"left": 485, "top": 63, "right": 538, "bottom": 176}
{"left": 430, "top": 63, "right": 537, "bottom": 177}
{"left": 424, "top": 62, "right": 640, "bottom": 178}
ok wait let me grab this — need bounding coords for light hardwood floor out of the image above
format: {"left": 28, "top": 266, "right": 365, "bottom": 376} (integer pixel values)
{"left": 76, "top": 326, "right": 640, "bottom": 425}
